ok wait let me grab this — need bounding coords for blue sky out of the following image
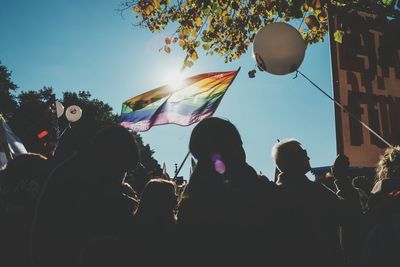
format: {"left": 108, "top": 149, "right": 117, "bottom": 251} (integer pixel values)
{"left": 0, "top": 0, "right": 336, "bottom": 179}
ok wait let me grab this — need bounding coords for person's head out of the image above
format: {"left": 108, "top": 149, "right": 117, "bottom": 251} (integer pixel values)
{"left": 135, "top": 179, "right": 177, "bottom": 220}
{"left": 189, "top": 117, "right": 245, "bottom": 171}
{"left": 376, "top": 146, "right": 400, "bottom": 180}
{"left": 271, "top": 139, "right": 311, "bottom": 175}
{"left": 93, "top": 125, "right": 139, "bottom": 178}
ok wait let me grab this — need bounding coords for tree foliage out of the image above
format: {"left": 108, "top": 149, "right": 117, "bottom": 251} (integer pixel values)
{"left": 120, "top": 0, "right": 398, "bottom": 65}
{"left": 0, "top": 62, "right": 161, "bottom": 179}
{"left": 0, "top": 62, "right": 18, "bottom": 116}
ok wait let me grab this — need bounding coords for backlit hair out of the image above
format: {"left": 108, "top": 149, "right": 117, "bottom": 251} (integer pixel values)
{"left": 376, "top": 146, "right": 400, "bottom": 180}
{"left": 271, "top": 138, "right": 301, "bottom": 172}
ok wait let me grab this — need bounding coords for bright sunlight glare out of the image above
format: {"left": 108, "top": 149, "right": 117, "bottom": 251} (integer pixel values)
{"left": 165, "top": 69, "right": 185, "bottom": 92}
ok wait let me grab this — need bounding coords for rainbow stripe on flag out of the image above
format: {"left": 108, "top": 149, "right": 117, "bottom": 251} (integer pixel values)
{"left": 120, "top": 69, "right": 240, "bottom": 132}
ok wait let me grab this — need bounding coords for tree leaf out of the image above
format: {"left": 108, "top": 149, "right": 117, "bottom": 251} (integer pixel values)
{"left": 144, "top": 5, "right": 154, "bottom": 15}
{"left": 191, "top": 50, "right": 198, "bottom": 61}
{"left": 382, "top": 0, "right": 394, "bottom": 6}
{"left": 334, "top": 30, "right": 344, "bottom": 44}
{"left": 184, "top": 59, "right": 194, "bottom": 68}
{"left": 164, "top": 46, "right": 171, "bottom": 53}
{"left": 191, "top": 28, "right": 198, "bottom": 37}
{"left": 123, "top": 0, "right": 389, "bottom": 63}
{"left": 152, "top": 0, "right": 161, "bottom": 9}
{"left": 202, "top": 43, "right": 210, "bottom": 50}
{"left": 196, "top": 17, "right": 203, "bottom": 27}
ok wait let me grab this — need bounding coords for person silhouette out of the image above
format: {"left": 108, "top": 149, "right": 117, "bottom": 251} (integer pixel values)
{"left": 272, "top": 139, "right": 360, "bottom": 267}
{"left": 0, "top": 153, "right": 49, "bottom": 267}
{"left": 31, "top": 124, "right": 139, "bottom": 267}
{"left": 134, "top": 178, "right": 177, "bottom": 227}
{"left": 362, "top": 146, "right": 400, "bottom": 267}
{"left": 131, "top": 178, "right": 178, "bottom": 265}
{"left": 178, "top": 117, "right": 296, "bottom": 266}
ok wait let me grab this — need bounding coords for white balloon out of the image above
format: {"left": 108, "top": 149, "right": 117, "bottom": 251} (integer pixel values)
{"left": 65, "top": 105, "right": 82, "bottom": 122}
{"left": 56, "top": 101, "right": 64, "bottom": 118}
{"left": 253, "top": 22, "right": 306, "bottom": 75}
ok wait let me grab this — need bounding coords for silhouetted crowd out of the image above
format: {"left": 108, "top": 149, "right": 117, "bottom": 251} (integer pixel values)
{"left": 1, "top": 117, "right": 399, "bottom": 267}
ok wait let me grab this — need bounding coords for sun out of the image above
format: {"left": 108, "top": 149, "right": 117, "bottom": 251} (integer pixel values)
{"left": 165, "top": 69, "right": 185, "bottom": 92}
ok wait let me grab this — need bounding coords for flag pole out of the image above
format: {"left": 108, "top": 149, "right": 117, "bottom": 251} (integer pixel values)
{"left": 173, "top": 151, "right": 191, "bottom": 179}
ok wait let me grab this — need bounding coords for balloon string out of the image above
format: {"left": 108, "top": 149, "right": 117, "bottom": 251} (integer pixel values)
{"left": 57, "top": 122, "right": 71, "bottom": 140}
{"left": 298, "top": 12, "right": 307, "bottom": 30}
{"left": 295, "top": 70, "right": 393, "bottom": 149}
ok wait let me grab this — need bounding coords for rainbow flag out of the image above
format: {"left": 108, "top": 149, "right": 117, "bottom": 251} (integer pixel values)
{"left": 120, "top": 69, "right": 240, "bottom": 132}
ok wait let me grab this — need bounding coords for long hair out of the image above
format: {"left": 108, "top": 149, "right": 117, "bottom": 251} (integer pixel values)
{"left": 189, "top": 117, "right": 244, "bottom": 165}
{"left": 135, "top": 179, "right": 177, "bottom": 222}
{"left": 186, "top": 117, "right": 246, "bottom": 199}
{"left": 376, "top": 146, "right": 400, "bottom": 180}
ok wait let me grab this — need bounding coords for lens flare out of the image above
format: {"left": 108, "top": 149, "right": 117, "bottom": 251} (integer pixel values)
{"left": 212, "top": 153, "right": 226, "bottom": 174}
